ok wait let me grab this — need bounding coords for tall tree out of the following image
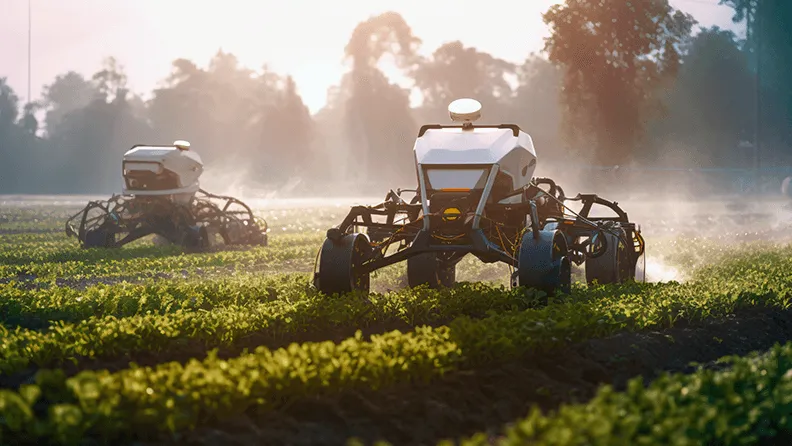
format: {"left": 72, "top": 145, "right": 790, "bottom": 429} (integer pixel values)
{"left": 649, "top": 27, "right": 754, "bottom": 167}
{"left": 413, "top": 41, "right": 516, "bottom": 123}
{"left": 20, "top": 102, "right": 40, "bottom": 136}
{"left": 343, "top": 12, "right": 421, "bottom": 185}
{"left": 0, "top": 79, "right": 49, "bottom": 193}
{"left": 92, "top": 57, "right": 129, "bottom": 102}
{"left": 148, "top": 53, "right": 316, "bottom": 191}
{"left": 0, "top": 78, "right": 21, "bottom": 191}
{"left": 40, "top": 71, "right": 98, "bottom": 137}
{"left": 46, "top": 62, "right": 152, "bottom": 193}
{"left": 251, "top": 75, "right": 315, "bottom": 185}
{"left": 721, "top": 0, "right": 792, "bottom": 165}
{"left": 0, "top": 78, "right": 20, "bottom": 131}
{"left": 543, "top": 0, "right": 695, "bottom": 166}
{"left": 149, "top": 52, "right": 274, "bottom": 171}
{"left": 311, "top": 84, "right": 352, "bottom": 186}
{"left": 510, "top": 56, "right": 565, "bottom": 162}
{"left": 147, "top": 58, "right": 217, "bottom": 162}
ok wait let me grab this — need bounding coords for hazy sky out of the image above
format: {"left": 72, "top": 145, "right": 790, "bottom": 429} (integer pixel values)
{"left": 1, "top": 0, "right": 742, "bottom": 114}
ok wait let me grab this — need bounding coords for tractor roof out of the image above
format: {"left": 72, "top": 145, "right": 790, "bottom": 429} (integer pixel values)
{"left": 413, "top": 124, "right": 536, "bottom": 165}
{"left": 124, "top": 144, "right": 202, "bottom": 164}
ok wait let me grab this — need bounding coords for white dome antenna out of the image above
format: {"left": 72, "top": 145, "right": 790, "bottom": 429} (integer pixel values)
{"left": 173, "top": 140, "right": 191, "bottom": 151}
{"left": 448, "top": 98, "right": 482, "bottom": 129}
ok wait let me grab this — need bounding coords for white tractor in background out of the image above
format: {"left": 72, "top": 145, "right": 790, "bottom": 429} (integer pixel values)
{"left": 313, "top": 99, "right": 645, "bottom": 300}
{"left": 66, "top": 140, "right": 268, "bottom": 250}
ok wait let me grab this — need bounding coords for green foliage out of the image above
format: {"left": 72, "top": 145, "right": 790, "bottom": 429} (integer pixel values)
{"left": 0, "top": 280, "right": 543, "bottom": 375}
{"left": 648, "top": 27, "right": 754, "bottom": 168}
{"left": 543, "top": 0, "right": 696, "bottom": 165}
{"left": 413, "top": 41, "right": 516, "bottom": 123}
{"left": 0, "top": 7, "right": 774, "bottom": 194}
{"left": 721, "top": 0, "right": 792, "bottom": 164}
{"left": 2, "top": 207, "right": 792, "bottom": 444}
{"left": 0, "top": 246, "right": 791, "bottom": 442}
{"left": 0, "top": 230, "right": 322, "bottom": 283}
{"left": 452, "top": 341, "right": 792, "bottom": 446}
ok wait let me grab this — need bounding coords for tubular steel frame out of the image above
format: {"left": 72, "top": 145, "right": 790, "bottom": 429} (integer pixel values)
{"left": 66, "top": 189, "right": 267, "bottom": 249}
{"left": 324, "top": 176, "right": 645, "bottom": 277}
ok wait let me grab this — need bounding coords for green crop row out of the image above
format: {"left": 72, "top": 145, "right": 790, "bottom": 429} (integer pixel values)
{"left": 0, "top": 232, "right": 322, "bottom": 282}
{"left": 0, "top": 282, "right": 544, "bottom": 375}
{"left": 4, "top": 242, "right": 787, "bottom": 375}
{"left": 0, "top": 248, "right": 790, "bottom": 443}
{"left": 0, "top": 232, "right": 68, "bottom": 246}
{"left": 0, "top": 253, "right": 515, "bottom": 331}
{"left": 0, "top": 231, "right": 323, "bottom": 263}
{"left": 451, "top": 341, "right": 792, "bottom": 446}
{"left": 0, "top": 239, "right": 182, "bottom": 266}
{"left": 0, "top": 273, "right": 309, "bottom": 329}
{"left": 0, "top": 242, "right": 775, "bottom": 375}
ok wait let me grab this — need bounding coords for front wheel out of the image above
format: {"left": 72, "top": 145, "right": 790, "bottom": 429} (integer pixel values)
{"left": 82, "top": 227, "right": 115, "bottom": 248}
{"left": 314, "top": 232, "right": 371, "bottom": 295}
{"left": 585, "top": 228, "right": 633, "bottom": 285}
{"left": 515, "top": 230, "right": 571, "bottom": 302}
{"left": 407, "top": 253, "right": 456, "bottom": 289}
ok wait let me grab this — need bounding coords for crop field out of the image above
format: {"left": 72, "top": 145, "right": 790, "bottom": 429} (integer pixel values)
{"left": 3, "top": 195, "right": 792, "bottom": 445}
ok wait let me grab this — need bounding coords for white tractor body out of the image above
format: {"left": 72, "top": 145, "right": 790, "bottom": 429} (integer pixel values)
{"left": 414, "top": 127, "right": 537, "bottom": 192}
{"left": 413, "top": 99, "right": 537, "bottom": 205}
{"left": 122, "top": 142, "right": 203, "bottom": 203}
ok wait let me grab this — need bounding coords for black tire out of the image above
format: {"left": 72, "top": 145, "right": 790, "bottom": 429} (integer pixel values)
{"left": 83, "top": 228, "right": 115, "bottom": 248}
{"left": 183, "top": 226, "right": 209, "bottom": 250}
{"left": 258, "top": 232, "right": 268, "bottom": 247}
{"left": 220, "top": 221, "right": 244, "bottom": 245}
{"left": 151, "top": 234, "right": 172, "bottom": 246}
{"left": 516, "top": 230, "right": 571, "bottom": 301}
{"left": 248, "top": 227, "right": 268, "bottom": 247}
{"left": 585, "top": 229, "right": 633, "bottom": 285}
{"left": 407, "top": 253, "right": 456, "bottom": 289}
{"left": 314, "top": 233, "right": 371, "bottom": 295}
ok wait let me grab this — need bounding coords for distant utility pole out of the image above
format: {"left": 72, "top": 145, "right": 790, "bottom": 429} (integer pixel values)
{"left": 27, "top": 0, "right": 32, "bottom": 105}
{"left": 753, "top": 0, "right": 762, "bottom": 175}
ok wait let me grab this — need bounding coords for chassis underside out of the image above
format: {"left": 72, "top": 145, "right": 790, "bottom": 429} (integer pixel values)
{"left": 314, "top": 178, "right": 645, "bottom": 296}
{"left": 66, "top": 189, "right": 268, "bottom": 249}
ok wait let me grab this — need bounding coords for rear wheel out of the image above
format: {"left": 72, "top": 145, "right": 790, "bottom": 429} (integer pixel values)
{"left": 151, "top": 234, "right": 172, "bottom": 246}
{"left": 407, "top": 253, "right": 456, "bottom": 289}
{"left": 314, "top": 232, "right": 371, "bottom": 295}
{"left": 585, "top": 229, "right": 633, "bottom": 285}
{"left": 253, "top": 231, "right": 268, "bottom": 247}
{"left": 83, "top": 227, "right": 115, "bottom": 248}
{"left": 220, "top": 221, "right": 245, "bottom": 245}
{"left": 516, "top": 230, "right": 571, "bottom": 303}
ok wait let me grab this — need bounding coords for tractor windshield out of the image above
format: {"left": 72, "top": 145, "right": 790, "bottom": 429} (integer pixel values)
{"left": 425, "top": 168, "right": 488, "bottom": 191}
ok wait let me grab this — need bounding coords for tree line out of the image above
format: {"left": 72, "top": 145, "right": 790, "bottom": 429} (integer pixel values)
{"left": 0, "top": 0, "right": 789, "bottom": 195}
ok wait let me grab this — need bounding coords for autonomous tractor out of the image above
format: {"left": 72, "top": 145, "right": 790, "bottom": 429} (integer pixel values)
{"left": 66, "top": 140, "right": 268, "bottom": 250}
{"left": 314, "top": 99, "right": 645, "bottom": 298}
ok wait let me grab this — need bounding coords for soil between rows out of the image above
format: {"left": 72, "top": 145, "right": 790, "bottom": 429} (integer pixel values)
{"left": 147, "top": 305, "right": 792, "bottom": 446}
